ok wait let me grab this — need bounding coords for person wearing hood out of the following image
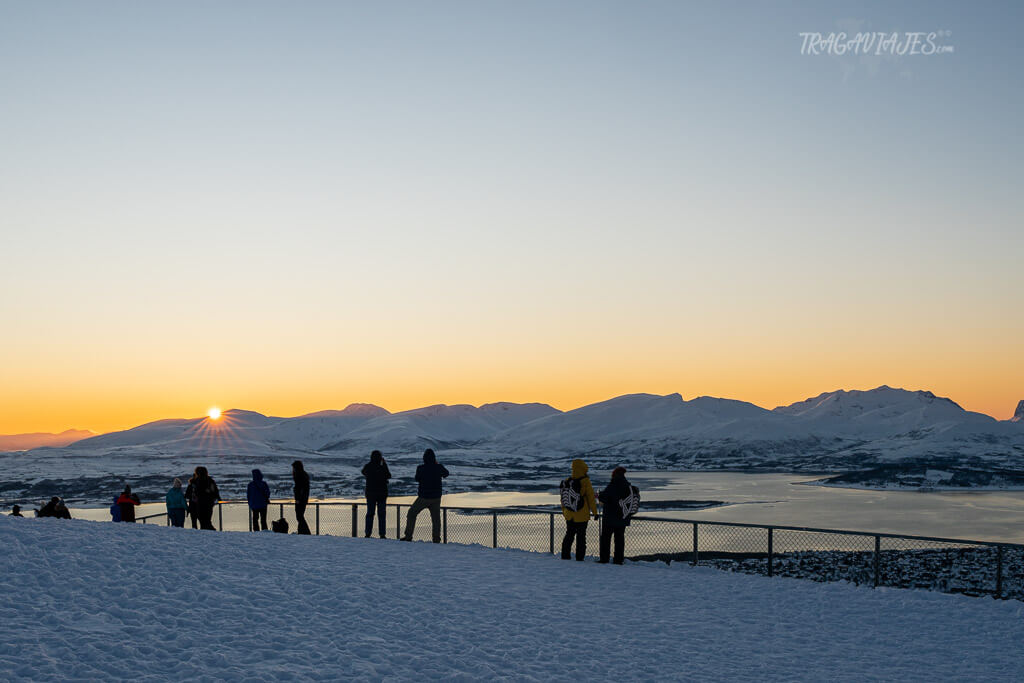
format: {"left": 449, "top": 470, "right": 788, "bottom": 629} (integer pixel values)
{"left": 597, "top": 466, "right": 634, "bottom": 564}
{"left": 247, "top": 469, "right": 271, "bottom": 531}
{"left": 401, "top": 448, "right": 449, "bottom": 543}
{"left": 117, "top": 486, "right": 141, "bottom": 523}
{"left": 9, "top": 505, "right": 23, "bottom": 517}
{"left": 292, "top": 460, "right": 311, "bottom": 535}
{"left": 560, "top": 459, "right": 599, "bottom": 561}
{"left": 166, "top": 478, "right": 188, "bottom": 528}
{"left": 191, "top": 466, "right": 221, "bottom": 530}
{"left": 109, "top": 496, "right": 122, "bottom": 523}
{"left": 361, "top": 450, "right": 391, "bottom": 538}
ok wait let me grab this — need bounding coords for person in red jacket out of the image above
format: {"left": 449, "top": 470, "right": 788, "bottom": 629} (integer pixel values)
{"left": 117, "top": 485, "right": 141, "bottom": 523}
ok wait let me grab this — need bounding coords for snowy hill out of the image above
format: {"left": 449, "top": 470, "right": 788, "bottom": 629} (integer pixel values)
{"left": 493, "top": 393, "right": 784, "bottom": 445}
{"left": 0, "top": 429, "right": 94, "bottom": 452}
{"left": 1011, "top": 400, "right": 1024, "bottom": 423}
{"left": 324, "top": 402, "right": 561, "bottom": 450}
{"left": 773, "top": 386, "right": 996, "bottom": 437}
{"left": 3, "top": 388, "right": 1024, "bottom": 502}
{"left": 2, "top": 517, "right": 1022, "bottom": 680}
{"left": 297, "top": 404, "right": 390, "bottom": 419}
{"left": 53, "top": 388, "right": 1019, "bottom": 464}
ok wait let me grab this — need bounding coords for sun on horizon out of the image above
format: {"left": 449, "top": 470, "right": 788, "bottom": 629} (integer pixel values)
{"left": 207, "top": 407, "right": 221, "bottom": 420}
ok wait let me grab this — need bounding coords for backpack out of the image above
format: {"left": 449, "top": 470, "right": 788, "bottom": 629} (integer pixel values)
{"left": 618, "top": 485, "right": 640, "bottom": 519}
{"left": 272, "top": 518, "right": 289, "bottom": 534}
{"left": 559, "top": 477, "right": 585, "bottom": 512}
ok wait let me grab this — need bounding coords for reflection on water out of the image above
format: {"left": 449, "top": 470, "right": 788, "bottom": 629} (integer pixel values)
{"left": 70, "top": 472, "right": 1024, "bottom": 544}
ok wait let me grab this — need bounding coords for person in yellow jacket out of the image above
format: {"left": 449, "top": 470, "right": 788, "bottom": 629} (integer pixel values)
{"left": 560, "top": 458, "right": 599, "bottom": 560}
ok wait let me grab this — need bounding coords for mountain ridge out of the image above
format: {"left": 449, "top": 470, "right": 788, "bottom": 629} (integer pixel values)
{"left": 9, "top": 388, "right": 1022, "bottom": 472}
{"left": 0, "top": 429, "right": 95, "bottom": 452}
{"left": 4, "top": 387, "right": 1023, "bottom": 501}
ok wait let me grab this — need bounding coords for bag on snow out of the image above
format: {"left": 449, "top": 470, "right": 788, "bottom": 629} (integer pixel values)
{"left": 618, "top": 485, "right": 640, "bottom": 519}
{"left": 560, "top": 477, "right": 585, "bottom": 512}
{"left": 272, "top": 518, "right": 289, "bottom": 534}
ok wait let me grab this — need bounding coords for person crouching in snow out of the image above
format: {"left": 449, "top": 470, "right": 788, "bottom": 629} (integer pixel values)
{"left": 560, "top": 459, "right": 599, "bottom": 561}
{"left": 117, "top": 486, "right": 141, "bottom": 523}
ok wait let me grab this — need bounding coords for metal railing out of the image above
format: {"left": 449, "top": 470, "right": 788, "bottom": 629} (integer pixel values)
{"left": 132, "top": 500, "right": 1024, "bottom": 601}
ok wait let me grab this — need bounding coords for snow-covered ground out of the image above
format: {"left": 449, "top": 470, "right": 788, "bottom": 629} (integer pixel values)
{"left": 3, "top": 516, "right": 1023, "bottom": 681}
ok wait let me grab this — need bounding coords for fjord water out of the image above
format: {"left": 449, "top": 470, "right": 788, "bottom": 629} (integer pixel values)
{"left": 72, "top": 472, "right": 1024, "bottom": 544}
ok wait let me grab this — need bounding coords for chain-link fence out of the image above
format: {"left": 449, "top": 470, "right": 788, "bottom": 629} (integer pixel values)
{"left": 134, "top": 502, "right": 1024, "bottom": 601}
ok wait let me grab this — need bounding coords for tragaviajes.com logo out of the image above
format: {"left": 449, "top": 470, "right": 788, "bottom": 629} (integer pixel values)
{"left": 799, "top": 31, "right": 954, "bottom": 56}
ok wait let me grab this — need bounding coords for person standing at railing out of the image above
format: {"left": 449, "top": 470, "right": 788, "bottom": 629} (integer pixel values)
{"left": 292, "top": 460, "right": 311, "bottom": 535}
{"left": 165, "top": 478, "right": 188, "bottom": 528}
{"left": 361, "top": 450, "right": 391, "bottom": 539}
{"left": 109, "top": 496, "right": 122, "bottom": 523}
{"left": 191, "top": 466, "right": 220, "bottom": 531}
{"left": 597, "top": 467, "right": 635, "bottom": 565}
{"left": 247, "top": 469, "right": 271, "bottom": 531}
{"left": 185, "top": 475, "right": 197, "bottom": 529}
{"left": 117, "top": 486, "right": 141, "bottom": 523}
{"left": 401, "top": 448, "right": 449, "bottom": 543}
{"left": 560, "top": 459, "right": 599, "bottom": 561}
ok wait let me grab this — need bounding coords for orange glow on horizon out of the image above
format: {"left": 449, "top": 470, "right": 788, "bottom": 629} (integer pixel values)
{"left": 2, "top": 375, "right": 1020, "bottom": 437}
{"left": 2, "top": 315, "right": 1021, "bottom": 434}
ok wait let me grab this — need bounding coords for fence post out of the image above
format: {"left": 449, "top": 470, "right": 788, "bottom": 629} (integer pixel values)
{"left": 396, "top": 505, "right": 401, "bottom": 539}
{"left": 549, "top": 513, "right": 555, "bottom": 554}
{"left": 141, "top": 518, "right": 146, "bottom": 525}
{"left": 443, "top": 508, "right": 448, "bottom": 544}
{"left": 996, "top": 545, "right": 1004, "bottom": 599}
{"left": 351, "top": 504, "right": 358, "bottom": 537}
{"left": 767, "top": 527, "right": 774, "bottom": 577}
{"left": 873, "top": 535, "right": 881, "bottom": 587}
{"left": 166, "top": 514, "right": 170, "bottom": 527}
{"left": 692, "top": 523, "right": 699, "bottom": 565}
{"left": 315, "top": 503, "right": 320, "bottom": 536}
{"left": 492, "top": 512, "right": 498, "bottom": 548}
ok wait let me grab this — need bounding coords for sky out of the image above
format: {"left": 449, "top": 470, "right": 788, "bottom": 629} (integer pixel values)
{"left": 1, "top": 1, "right": 1021, "bottom": 434}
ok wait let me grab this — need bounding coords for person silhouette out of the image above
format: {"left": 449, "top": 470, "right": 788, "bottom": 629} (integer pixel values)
{"left": 292, "top": 461, "right": 311, "bottom": 535}
{"left": 361, "top": 450, "right": 392, "bottom": 538}
{"left": 401, "top": 449, "right": 449, "bottom": 543}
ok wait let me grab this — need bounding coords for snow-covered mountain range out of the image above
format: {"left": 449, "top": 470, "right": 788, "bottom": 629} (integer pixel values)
{"left": 2, "top": 387, "right": 1022, "bottom": 502}
{"left": 0, "top": 429, "right": 94, "bottom": 452}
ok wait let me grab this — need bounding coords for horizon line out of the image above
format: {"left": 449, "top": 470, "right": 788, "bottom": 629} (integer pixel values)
{"left": 8, "top": 384, "right": 1020, "bottom": 438}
